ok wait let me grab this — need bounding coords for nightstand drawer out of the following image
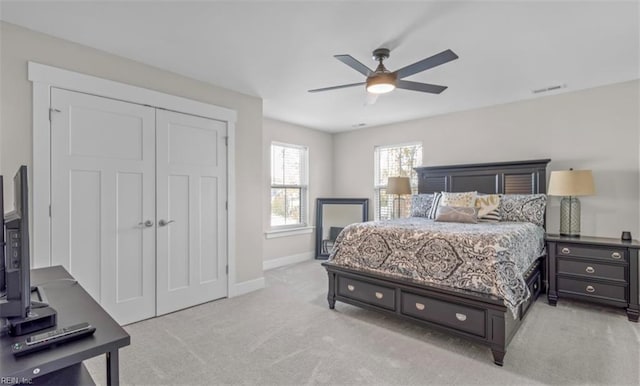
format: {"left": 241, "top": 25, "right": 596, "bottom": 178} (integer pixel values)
{"left": 557, "top": 243, "right": 626, "bottom": 263}
{"left": 558, "top": 277, "right": 626, "bottom": 302}
{"left": 337, "top": 277, "right": 395, "bottom": 310}
{"left": 557, "top": 258, "right": 626, "bottom": 283}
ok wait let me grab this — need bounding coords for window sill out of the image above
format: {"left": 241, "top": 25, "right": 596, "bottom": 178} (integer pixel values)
{"left": 265, "top": 226, "right": 314, "bottom": 239}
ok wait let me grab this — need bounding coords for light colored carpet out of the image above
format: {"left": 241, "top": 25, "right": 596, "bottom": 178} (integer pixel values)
{"left": 86, "top": 260, "right": 640, "bottom": 385}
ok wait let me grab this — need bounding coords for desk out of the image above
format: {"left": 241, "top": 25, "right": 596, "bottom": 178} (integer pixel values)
{"left": 0, "top": 266, "right": 130, "bottom": 385}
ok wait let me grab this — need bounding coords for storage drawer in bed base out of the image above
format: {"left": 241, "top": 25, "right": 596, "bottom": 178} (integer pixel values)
{"left": 333, "top": 284, "right": 494, "bottom": 344}
{"left": 520, "top": 268, "right": 542, "bottom": 318}
{"left": 401, "top": 292, "right": 486, "bottom": 337}
{"left": 337, "top": 276, "right": 395, "bottom": 310}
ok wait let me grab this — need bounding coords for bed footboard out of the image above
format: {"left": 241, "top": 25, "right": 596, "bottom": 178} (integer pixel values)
{"left": 322, "top": 257, "right": 544, "bottom": 366}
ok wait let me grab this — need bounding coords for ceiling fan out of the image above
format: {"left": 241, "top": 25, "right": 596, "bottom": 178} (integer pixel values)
{"left": 308, "top": 48, "right": 458, "bottom": 96}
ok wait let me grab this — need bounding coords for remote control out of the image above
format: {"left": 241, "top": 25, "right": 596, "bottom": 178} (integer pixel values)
{"left": 11, "top": 322, "right": 96, "bottom": 356}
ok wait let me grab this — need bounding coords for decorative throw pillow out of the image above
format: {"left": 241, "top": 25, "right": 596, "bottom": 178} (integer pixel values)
{"left": 499, "top": 194, "right": 547, "bottom": 227}
{"left": 435, "top": 205, "right": 479, "bottom": 224}
{"left": 440, "top": 191, "right": 477, "bottom": 207}
{"left": 410, "top": 194, "right": 434, "bottom": 217}
{"left": 475, "top": 194, "right": 501, "bottom": 222}
{"left": 428, "top": 192, "right": 443, "bottom": 219}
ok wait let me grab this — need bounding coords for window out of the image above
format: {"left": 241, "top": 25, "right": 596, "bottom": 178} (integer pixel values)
{"left": 270, "top": 142, "right": 308, "bottom": 228}
{"left": 374, "top": 143, "right": 422, "bottom": 220}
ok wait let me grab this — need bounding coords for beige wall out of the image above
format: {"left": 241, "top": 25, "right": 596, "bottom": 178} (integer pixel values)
{"left": 2, "top": 21, "right": 638, "bottom": 272}
{"left": 0, "top": 21, "right": 263, "bottom": 283}
{"left": 262, "top": 118, "right": 332, "bottom": 261}
{"left": 333, "top": 80, "right": 640, "bottom": 238}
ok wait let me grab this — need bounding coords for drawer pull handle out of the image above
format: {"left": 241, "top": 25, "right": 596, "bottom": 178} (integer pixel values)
{"left": 611, "top": 252, "right": 621, "bottom": 259}
{"left": 585, "top": 266, "right": 595, "bottom": 274}
{"left": 533, "top": 283, "right": 538, "bottom": 291}
{"left": 375, "top": 292, "right": 384, "bottom": 299}
{"left": 586, "top": 285, "right": 596, "bottom": 293}
{"left": 415, "top": 303, "right": 425, "bottom": 311}
{"left": 561, "top": 247, "right": 571, "bottom": 254}
{"left": 455, "top": 313, "right": 467, "bottom": 322}
{"left": 347, "top": 284, "right": 355, "bottom": 292}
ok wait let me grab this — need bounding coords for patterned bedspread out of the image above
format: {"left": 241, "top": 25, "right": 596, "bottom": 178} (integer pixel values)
{"left": 328, "top": 218, "right": 545, "bottom": 317}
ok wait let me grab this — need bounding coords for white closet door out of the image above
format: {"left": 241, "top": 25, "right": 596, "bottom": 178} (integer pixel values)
{"left": 50, "top": 88, "right": 156, "bottom": 325}
{"left": 156, "top": 110, "right": 228, "bottom": 315}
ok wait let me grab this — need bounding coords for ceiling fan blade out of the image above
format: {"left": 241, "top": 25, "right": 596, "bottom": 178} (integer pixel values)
{"left": 394, "top": 49, "right": 458, "bottom": 79}
{"left": 308, "top": 82, "right": 365, "bottom": 93}
{"left": 396, "top": 80, "right": 448, "bottom": 94}
{"left": 334, "top": 55, "right": 373, "bottom": 76}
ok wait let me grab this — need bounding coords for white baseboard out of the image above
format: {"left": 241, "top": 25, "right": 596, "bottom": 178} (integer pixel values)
{"left": 229, "top": 276, "right": 265, "bottom": 297}
{"left": 263, "top": 251, "right": 314, "bottom": 271}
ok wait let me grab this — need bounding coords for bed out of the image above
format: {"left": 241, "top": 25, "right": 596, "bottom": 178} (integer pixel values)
{"left": 321, "top": 159, "right": 551, "bottom": 366}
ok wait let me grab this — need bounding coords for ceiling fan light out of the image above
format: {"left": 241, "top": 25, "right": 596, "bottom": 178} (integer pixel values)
{"left": 367, "top": 83, "right": 395, "bottom": 94}
{"left": 366, "top": 73, "right": 396, "bottom": 94}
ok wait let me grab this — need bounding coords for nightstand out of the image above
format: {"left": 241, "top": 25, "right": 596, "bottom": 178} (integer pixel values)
{"left": 546, "top": 234, "right": 639, "bottom": 322}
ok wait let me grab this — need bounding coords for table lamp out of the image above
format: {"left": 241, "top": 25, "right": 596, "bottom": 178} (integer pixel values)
{"left": 547, "top": 169, "right": 595, "bottom": 237}
{"left": 387, "top": 176, "right": 411, "bottom": 219}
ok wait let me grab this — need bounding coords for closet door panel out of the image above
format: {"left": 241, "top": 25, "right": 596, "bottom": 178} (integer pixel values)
{"left": 50, "top": 88, "right": 156, "bottom": 325}
{"left": 156, "top": 110, "right": 228, "bottom": 315}
{"left": 199, "top": 176, "right": 219, "bottom": 282}
{"left": 68, "top": 169, "right": 102, "bottom": 301}
{"left": 116, "top": 172, "right": 145, "bottom": 302}
{"left": 167, "top": 174, "right": 190, "bottom": 290}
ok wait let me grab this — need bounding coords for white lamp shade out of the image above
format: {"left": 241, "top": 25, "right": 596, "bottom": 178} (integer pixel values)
{"left": 387, "top": 177, "right": 411, "bottom": 195}
{"left": 548, "top": 170, "right": 595, "bottom": 196}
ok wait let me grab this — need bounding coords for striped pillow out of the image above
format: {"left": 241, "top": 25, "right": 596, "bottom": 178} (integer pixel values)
{"left": 475, "top": 194, "right": 501, "bottom": 222}
{"left": 428, "top": 192, "right": 442, "bottom": 219}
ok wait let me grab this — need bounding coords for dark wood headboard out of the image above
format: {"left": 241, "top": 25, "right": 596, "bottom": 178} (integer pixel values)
{"left": 415, "top": 159, "right": 551, "bottom": 194}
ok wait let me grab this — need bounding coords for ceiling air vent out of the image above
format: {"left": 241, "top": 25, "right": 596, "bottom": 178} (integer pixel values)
{"left": 532, "top": 84, "right": 567, "bottom": 94}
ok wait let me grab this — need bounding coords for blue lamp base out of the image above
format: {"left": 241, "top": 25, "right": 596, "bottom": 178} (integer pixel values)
{"left": 560, "top": 196, "right": 581, "bottom": 237}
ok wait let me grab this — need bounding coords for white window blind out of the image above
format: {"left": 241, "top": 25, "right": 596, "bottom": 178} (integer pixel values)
{"left": 270, "top": 143, "right": 308, "bottom": 228}
{"left": 374, "top": 143, "right": 422, "bottom": 220}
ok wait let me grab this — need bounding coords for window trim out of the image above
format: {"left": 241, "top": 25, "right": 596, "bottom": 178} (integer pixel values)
{"left": 264, "top": 226, "right": 314, "bottom": 239}
{"left": 269, "top": 141, "right": 309, "bottom": 231}
{"left": 373, "top": 142, "right": 422, "bottom": 220}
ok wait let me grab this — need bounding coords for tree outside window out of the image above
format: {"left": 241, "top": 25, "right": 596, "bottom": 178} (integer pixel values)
{"left": 271, "top": 143, "right": 308, "bottom": 228}
{"left": 374, "top": 143, "right": 422, "bottom": 220}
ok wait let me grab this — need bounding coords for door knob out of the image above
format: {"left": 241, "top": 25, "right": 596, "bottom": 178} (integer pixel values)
{"left": 139, "top": 220, "right": 153, "bottom": 227}
{"left": 159, "top": 219, "right": 175, "bottom": 227}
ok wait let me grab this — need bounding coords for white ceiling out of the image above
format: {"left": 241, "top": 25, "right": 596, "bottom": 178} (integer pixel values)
{"left": 1, "top": 1, "right": 638, "bottom": 132}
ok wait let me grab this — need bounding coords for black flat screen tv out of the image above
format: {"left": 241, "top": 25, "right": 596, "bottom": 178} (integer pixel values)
{"left": 0, "top": 175, "right": 4, "bottom": 296}
{"left": 0, "top": 165, "right": 31, "bottom": 320}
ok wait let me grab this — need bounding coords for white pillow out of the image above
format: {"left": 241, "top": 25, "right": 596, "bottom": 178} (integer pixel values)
{"left": 440, "top": 191, "right": 477, "bottom": 207}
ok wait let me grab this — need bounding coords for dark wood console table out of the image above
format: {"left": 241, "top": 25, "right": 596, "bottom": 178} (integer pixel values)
{"left": 0, "top": 266, "right": 130, "bottom": 385}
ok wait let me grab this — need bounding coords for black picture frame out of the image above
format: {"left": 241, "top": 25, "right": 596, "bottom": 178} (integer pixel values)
{"left": 315, "top": 198, "right": 368, "bottom": 260}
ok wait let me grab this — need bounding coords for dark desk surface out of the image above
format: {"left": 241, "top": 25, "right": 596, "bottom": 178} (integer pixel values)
{"left": 0, "top": 266, "right": 130, "bottom": 381}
